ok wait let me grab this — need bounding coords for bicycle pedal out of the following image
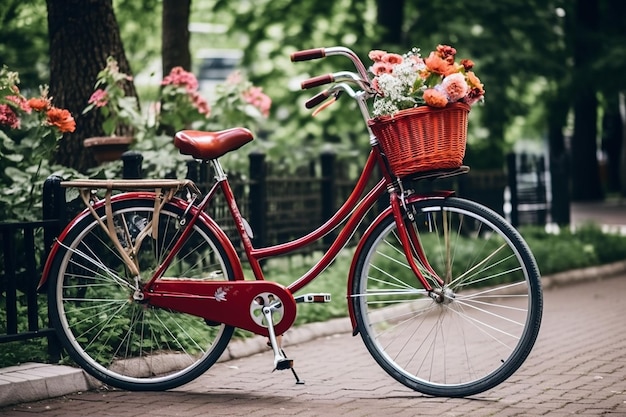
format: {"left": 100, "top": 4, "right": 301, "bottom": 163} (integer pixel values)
{"left": 274, "top": 358, "right": 293, "bottom": 371}
{"left": 295, "top": 293, "right": 331, "bottom": 303}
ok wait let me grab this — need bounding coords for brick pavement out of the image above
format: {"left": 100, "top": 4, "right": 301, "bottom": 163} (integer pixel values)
{"left": 1, "top": 270, "right": 625, "bottom": 416}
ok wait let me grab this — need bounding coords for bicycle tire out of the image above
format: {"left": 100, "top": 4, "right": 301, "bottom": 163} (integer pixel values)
{"left": 48, "top": 197, "right": 236, "bottom": 391}
{"left": 351, "top": 196, "right": 542, "bottom": 397}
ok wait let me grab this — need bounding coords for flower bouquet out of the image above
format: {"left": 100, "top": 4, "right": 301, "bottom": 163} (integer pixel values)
{"left": 367, "top": 45, "right": 484, "bottom": 176}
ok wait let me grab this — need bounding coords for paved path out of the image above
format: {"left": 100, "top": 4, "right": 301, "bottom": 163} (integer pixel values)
{"left": 1, "top": 271, "right": 625, "bottom": 416}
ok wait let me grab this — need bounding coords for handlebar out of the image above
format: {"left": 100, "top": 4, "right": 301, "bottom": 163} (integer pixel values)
{"left": 292, "top": 46, "right": 376, "bottom": 118}
{"left": 291, "top": 46, "right": 370, "bottom": 81}
{"left": 301, "top": 74, "right": 335, "bottom": 90}
{"left": 290, "top": 48, "right": 326, "bottom": 62}
{"left": 305, "top": 90, "right": 331, "bottom": 109}
{"left": 291, "top": 46, "right": 377, "bottom": 142}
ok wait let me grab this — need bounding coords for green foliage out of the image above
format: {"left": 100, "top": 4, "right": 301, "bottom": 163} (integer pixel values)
{"left": 524, "top": 230, "right": 599, "bottom": 273}
{"left": 0, "top": 0, "right": 50, "bottom": 87}
{"left": 520, "top": 224, "right": 626, "bottom": 274}
{"left": 205, "top": 0, "right": 379, "bottom": 166}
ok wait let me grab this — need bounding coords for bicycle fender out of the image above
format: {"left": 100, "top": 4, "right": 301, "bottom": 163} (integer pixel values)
{"left": 37, "top": 192, "right": 244, "bottom": 291}
{"left": 346, "top": 191, "right": 454, "bottom": 335}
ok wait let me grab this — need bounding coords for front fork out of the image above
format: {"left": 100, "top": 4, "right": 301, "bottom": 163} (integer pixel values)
{"left": 389, "top": 185, "right": 448, "bottom": 303}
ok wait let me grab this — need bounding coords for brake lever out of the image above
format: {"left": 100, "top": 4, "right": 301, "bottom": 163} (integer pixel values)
{"left": 311, "top": 91, "right": 343, "bottom": 117}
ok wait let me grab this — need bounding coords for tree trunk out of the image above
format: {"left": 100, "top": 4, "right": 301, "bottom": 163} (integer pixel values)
{"left": 602, "top": 93, "right": 622, "bottom": 192}
{"left": 602, "top": 0, "right": 626, "bottom": 196}
{"left": 47, "top": 0, "right": 136, "bottom": 172}
{"left": 620, "top": 93, "right": 626, "bottom": 196}
{"left": 376, "top": 0, "right": 404, "bottom": 45}
{"left": 162, "top": 0, "right": 192, "bottom": 74}
{"left": 546, "top": 88, "right": 571, "bottom": 225}
{"left": 570, "top": 0, "right": 603, "bottom": 201}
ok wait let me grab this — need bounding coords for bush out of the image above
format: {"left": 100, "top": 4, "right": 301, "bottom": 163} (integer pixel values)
{"left": 519, "top": 224, "right": 625, "bottom": 275}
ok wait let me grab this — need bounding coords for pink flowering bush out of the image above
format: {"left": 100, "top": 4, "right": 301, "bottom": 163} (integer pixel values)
{"left": 368, "top": 45, "right": 485, "bottom": 117}
{"left": 83, "top": 57, "right": 143, "bottom": 136}
{"left": 206, "top": 70, "right": 272, "bottom": 132}
{"left": 157, "top": 66, "right": 211, "bottom": 133}
{"left": 85, "top": 57, "right": 271, "bottom": 139}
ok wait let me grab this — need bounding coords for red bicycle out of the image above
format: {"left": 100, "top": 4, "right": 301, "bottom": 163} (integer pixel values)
{"left": 39, "top": 46, "right": 542, "bottom": 398}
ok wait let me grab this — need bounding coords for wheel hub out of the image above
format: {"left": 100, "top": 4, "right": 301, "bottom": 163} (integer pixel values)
{"left": 431, "top": 287, "right": 456, "bottom": 304}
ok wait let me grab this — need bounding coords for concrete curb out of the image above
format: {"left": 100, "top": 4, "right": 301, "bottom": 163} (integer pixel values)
{"left": 2, "top": 260, "right": 626, "bottom": 408}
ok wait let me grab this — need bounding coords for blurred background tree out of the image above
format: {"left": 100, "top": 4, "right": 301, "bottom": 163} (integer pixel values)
{"left": 1, "top": 0, "right": 625, "bottom": 199}
{"left": 46, "top": 0, "right": 138, "bottom": 171}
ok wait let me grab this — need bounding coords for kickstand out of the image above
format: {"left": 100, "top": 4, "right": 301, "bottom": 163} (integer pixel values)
{"left": 282, "top": 349, "right": 305, "bottom": 385}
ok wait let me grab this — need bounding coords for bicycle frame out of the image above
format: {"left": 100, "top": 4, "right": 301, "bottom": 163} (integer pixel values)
{"left": 146, "top": 147, "right": 387, "bottom": 292}
{"left": 39, "top": 45, "right": 449, "bottom": 339}
{"left": 146, "top": 139, "right": 452, "bottom": 332}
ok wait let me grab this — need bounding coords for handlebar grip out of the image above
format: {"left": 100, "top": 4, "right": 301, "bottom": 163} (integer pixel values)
{"left": 291, "top": 48, "right": 326, "bottom": 62}
{"left": 301, "top": 74, "right": 335, "bottom": 90}
{"left": 305, "top": 91, "right": 330, "bottom": 109}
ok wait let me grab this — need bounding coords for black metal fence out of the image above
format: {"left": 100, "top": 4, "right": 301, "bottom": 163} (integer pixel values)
{"left": 0, "top": 177, "right": 65, "bottom": 361}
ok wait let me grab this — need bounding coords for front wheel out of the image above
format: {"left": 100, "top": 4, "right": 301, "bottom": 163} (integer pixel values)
{"left": 351, "top": 197, "right": 543, "bottom": 397}
{"left": 47, "top": 197, "right": 236, "bottom": 391}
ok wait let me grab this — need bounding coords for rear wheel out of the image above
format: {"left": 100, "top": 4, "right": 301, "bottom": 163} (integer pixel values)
{"left": 48, "top": 197, "right": 235, "bottom": 391}
{"left": 352, "top": 197, "right": 542, "bottom": 397}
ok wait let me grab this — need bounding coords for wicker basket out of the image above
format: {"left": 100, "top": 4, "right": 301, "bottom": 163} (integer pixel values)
{"left": 368, "top": 102, "right": 470, "bottom": 177}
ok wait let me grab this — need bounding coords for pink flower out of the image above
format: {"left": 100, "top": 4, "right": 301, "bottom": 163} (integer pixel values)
{"left": 162, "top": 66, "right": 199, "bottom": 93}
{"left": 442, "top": 73, "right": 469, "bottom": 102}
{"left": 372, "top": 62, "right": 394, "bottom": 76}
{"left": 423, "top": 89, "right": 448, "bottom": 108}
{"left": 190, "top": 91, "right": 211, "bottom": 117}
{"left": 88, "top": 89, "right": 109, "bottom": 107}
{"left": 408, "top": 55, "right": 424, "bottom": 66}
{"left": 6, "top": 95, "right": 31, "bottom": 113}
{"left": 226, "top": 71, "right": 243, "bottom": 84}
{"left": 0, "top": 104, "right": 20, "bottom": 129}
{"left": 382, "top": 53, "right": 403, "bottom": 65}
{"left": 243, "top": 86, "right": 271, "bottom": 117}
{"left": 368, "top": 50, "right": 387, "bottom": 62}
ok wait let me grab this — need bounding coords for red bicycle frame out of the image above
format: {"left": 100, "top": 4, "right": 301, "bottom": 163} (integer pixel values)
{"left": 143, "top": 143, "right": 443, "bottom": 298}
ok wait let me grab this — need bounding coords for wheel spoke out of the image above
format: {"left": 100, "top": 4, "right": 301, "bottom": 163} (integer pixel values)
{"left": 353, "top": 197, "right": 542, "bottom": 397}
{"left": 50, "top": 199, "right": 235, "bottom": 390}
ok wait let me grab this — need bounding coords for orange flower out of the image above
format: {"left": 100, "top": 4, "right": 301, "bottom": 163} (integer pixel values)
{"left": 424, "top": 52, "right": 456, "bottom": 76}
{"left": 28, "top": 97, "right": 50, "bottom": 112}
{"left": 465, "top": 71, "right": 484, "bottom": 91}
{"left": 46, "top": 107, "right": 76, "bottom": 133}
{"left": 423, "top": 89, "right": 448, "bottom": 108}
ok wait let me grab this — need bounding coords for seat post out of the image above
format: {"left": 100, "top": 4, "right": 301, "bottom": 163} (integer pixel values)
{"left": 209, "top": 159, "right": 227, "bottom": 181}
